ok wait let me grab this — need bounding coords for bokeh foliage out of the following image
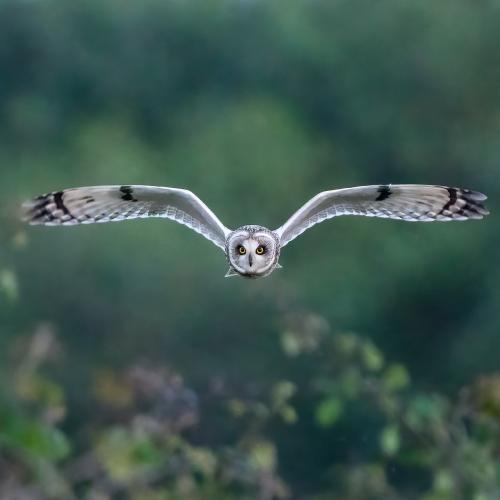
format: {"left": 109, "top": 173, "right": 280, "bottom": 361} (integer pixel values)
{"left": 0, "top": 0, "right": 499, "bottom": 498}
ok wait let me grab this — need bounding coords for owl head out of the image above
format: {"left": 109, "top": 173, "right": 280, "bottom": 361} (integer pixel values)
{"left": 226, "top": 225, "right": 280, "bottom": 278}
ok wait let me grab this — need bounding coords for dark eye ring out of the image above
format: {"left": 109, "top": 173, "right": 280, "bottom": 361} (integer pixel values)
{"left": 256, "top": 245, "right": 266, "bottom": 255}
{"left": 237, "top": 245, "right": 246, "bottom": 255}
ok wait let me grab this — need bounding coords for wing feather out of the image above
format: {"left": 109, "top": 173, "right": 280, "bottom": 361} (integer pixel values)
{"left": 276, "top": 184, "right": 489, "bottom": 247}
{"left": 23, "top": 185, "right": 231, "bottom": 250}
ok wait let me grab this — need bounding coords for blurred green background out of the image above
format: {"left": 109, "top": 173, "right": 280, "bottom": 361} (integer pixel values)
{"left": 1, "top": 0, "right": 499, "bottom": 498}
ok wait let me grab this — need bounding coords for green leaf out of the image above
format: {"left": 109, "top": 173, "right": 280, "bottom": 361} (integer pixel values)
{"left": 361, "top": 341, "right": 384, "bottom": 372}
{"left": 315, "top": 397, "right": 344, "bottom": 427}
{"left": 0, "top": 269, "right": 19, "bottom": 302}
{"left": 380, "top": 424, "right": 400, "bottom": 456}
{"left": 280, "top": 405, "right": 298, "bottom": 424}
{"left": 272, "top": 380, "right": 296, "bottom": 408}
{"left": 0, "top": 410, "right": 70, "bottom": 461}
{"left": 398, "top": 447, "right": 439, "bottom": 467}
{"left": 228, "top": 399, "right": 246, "bottom": 418}
{"left": 335, "top": 334, "right": 358, "bottom": 357}
{"left": 433, "top": 468, "right": 454, "bottom": 493}
{"left": 405, "top": 394, "right": 448, "bottom": 431}
{"left": 383, "top": 364, "right": 410, "bottom": 392}
{"left": 249, "top": 441, "right": 276, "bottom": 471}
{"left": 96, "top": 427, "right": 163, "bottom": 482}
{"left": 280, "top": 331, "right": 302, "bottom": 357}
{"left": 185, "top": 447, "right": 217, "bottom": 477}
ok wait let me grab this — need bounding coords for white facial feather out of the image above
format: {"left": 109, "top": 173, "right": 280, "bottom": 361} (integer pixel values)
{"left": 225, "top": 227, "right": 280, "bottom": 278}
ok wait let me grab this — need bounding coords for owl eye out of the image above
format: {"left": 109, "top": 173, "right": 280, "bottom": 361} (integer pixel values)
{"left": 237, "top": 245, "right": 246, "bottom": 255}
{"left": 256, "top": 245, "right": 266, "bottom": 255}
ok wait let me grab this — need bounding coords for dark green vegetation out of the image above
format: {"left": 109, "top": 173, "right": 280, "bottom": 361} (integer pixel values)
{"left": 1, "top": 0, "right": 499, "bottom": 498}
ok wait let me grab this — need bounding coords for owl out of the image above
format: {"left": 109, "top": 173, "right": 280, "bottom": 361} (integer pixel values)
{"left": 23, "top": 184, "right": 489, "bottom": 278}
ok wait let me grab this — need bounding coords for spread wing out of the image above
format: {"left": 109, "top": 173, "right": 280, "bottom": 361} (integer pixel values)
{"left": 23, "top": 185, "right": 231, "bottom": 250}
{"left": 276, "top": 184, "right": 489, "bottom": 247}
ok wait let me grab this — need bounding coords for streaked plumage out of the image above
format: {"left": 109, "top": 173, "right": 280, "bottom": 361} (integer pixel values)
{"left": 23, "top": 184, "right": 489, "bottom": 278}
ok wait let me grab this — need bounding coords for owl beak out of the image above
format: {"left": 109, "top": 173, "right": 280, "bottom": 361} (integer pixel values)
{"left": 248, "top": 254, "right": 253, "bottom": 267}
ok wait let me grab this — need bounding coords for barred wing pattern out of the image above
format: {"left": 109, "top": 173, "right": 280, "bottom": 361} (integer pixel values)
{"left": 276, "top": 184, "right": 489, "bottom": 247}
{"left": 23, "top": 185, "right": 230, "bottom": 250}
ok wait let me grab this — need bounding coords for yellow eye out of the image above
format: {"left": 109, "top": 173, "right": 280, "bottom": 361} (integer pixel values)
{"left": 238, "top": 245, "right": 246, "bottom": 255}
{"left": 256, "top": 245, "right": 266, "bottom": 255}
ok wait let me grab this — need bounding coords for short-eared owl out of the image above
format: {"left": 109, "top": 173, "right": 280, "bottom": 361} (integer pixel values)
{"left": 23, "top": 184, "right": 489, "bottom": 278}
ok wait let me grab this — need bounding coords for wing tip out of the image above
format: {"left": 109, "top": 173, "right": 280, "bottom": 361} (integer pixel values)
{"left": 457, "top": 188, "right": 489, "bottom": 219}
{"left": 459, "top": 188, "right": 487, "bottom": 203}
{"left": 21, "top": 198, "right": 42, "bottom": 224}
{"left": 21, "top": 192, "right": 62, "bottom": 226}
